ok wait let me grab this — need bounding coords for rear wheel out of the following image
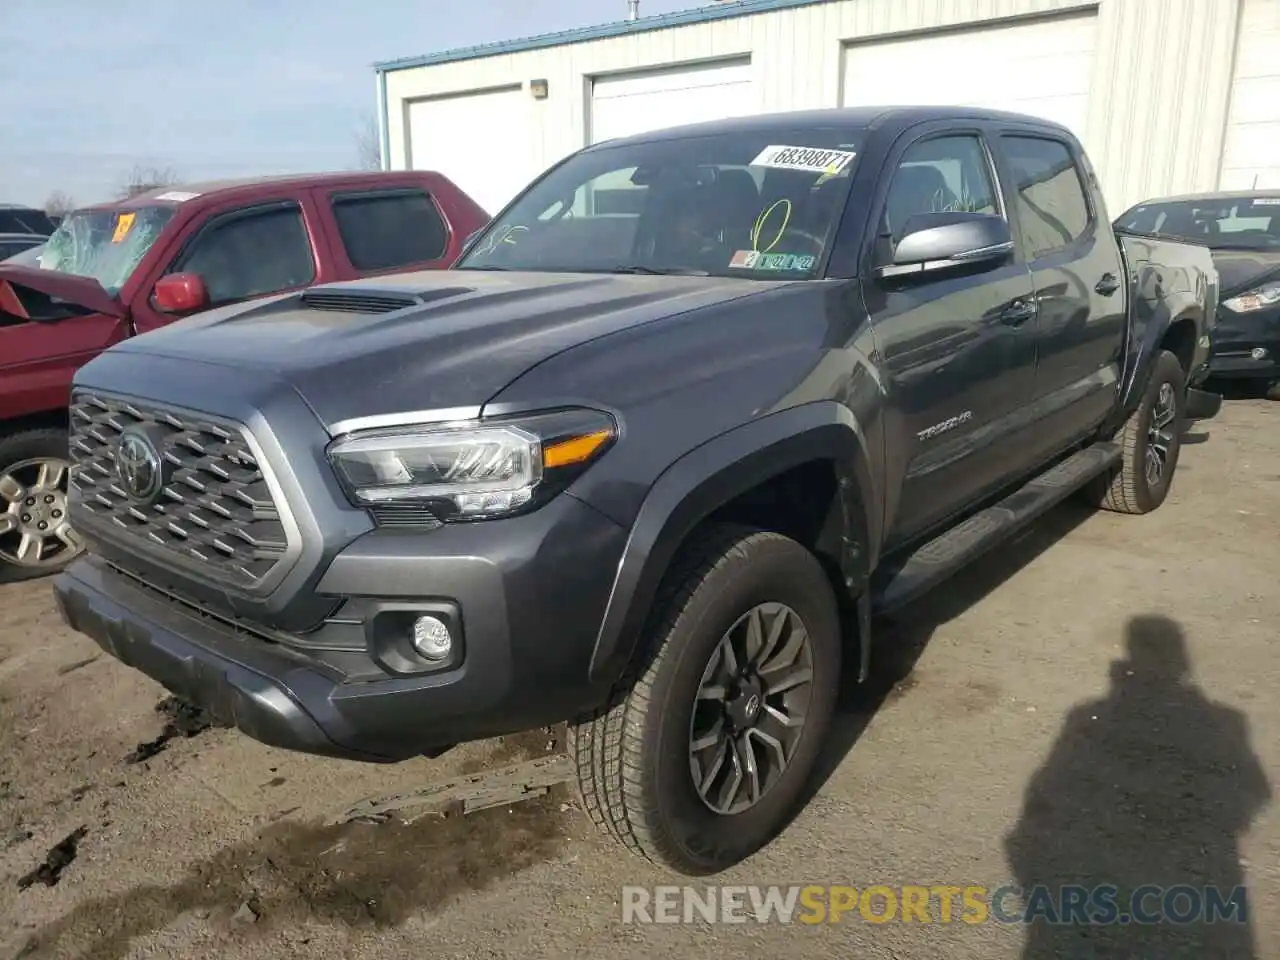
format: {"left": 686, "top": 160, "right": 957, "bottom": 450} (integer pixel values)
{"left": 0, "top": 428, "right": 84, "bottom": 583}
{"left": 1087, "top": 349, "right": 1185, "bottom": 515}
{"left": 569, "top": 524, "right": 841, "bottom": 875}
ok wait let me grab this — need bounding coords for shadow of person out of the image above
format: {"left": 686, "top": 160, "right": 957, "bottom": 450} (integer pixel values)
{"left": 1004, "top": 614, "right": 1271, "bottom": 959}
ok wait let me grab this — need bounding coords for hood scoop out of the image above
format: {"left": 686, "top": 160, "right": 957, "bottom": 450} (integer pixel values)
{"left": 298, "top": 285, "right": 475, "bottom": 315}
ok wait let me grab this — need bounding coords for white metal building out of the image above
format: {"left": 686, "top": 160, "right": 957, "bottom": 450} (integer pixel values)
{"left": 375, "top": 0, "right": 1280, "bottom": 217}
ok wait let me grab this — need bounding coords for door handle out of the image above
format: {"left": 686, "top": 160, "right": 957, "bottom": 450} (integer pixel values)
{"left": 1095, "top": 272, "right": 1120, "bottom": 296}
{"left": 1000, "top": 299, "right": 1037, "bottom": 326}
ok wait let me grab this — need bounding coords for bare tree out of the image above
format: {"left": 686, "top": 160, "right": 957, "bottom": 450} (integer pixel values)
{"left": 44, "top": 191, "right": 77, "bottom": 218}
{"left": 355, "top": 115, "right": 382, "bottom": 171}
{"left": 117, "top": 164, "right": 181, "bottom": 199}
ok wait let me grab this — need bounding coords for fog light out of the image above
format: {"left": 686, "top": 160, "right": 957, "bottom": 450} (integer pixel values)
{"left": 412, "top": 615, "right": 453, "bottom": 660}
{"left": 1251, "top": 347, "right": 1269, "bottom": 361}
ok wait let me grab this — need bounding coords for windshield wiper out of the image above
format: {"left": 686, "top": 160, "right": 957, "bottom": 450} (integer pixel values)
{"left": 605, "top": 265, "right": 711, "bottom": 276}
{"left": 456, "top": 264, "right": 511, "bottom": 271}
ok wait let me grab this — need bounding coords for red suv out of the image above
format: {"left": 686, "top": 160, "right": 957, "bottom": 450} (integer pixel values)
{"left": 0, "top": 171, "right": 488, "bottom": 581}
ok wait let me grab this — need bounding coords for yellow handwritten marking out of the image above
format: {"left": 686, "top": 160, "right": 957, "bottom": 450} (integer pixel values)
{"left": 750, "top": 199, "right": 791, "bottom": 253}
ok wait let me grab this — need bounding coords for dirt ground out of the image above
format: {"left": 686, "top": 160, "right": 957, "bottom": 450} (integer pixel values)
{"left": 1, "top": 394, "right": 1278, "bottom": 960}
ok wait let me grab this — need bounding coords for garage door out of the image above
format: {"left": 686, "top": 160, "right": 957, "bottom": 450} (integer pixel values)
{"left": 1219, "top": 0, "right": 1280, "bottom": 190}
{"left": 841, "top": 13, "right": 1098, "bottom": 142}
{"left": 408, "top": 85, "right": 532, "bottom": 216}
{"left": 589, "top": 58, "right": 754, "bottom": 144}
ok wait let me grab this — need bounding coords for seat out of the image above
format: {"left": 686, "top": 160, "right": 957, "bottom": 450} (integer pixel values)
{"left": 884, "top": 165, "right": 958, "bottom": 238}
{"left": 709, "top": 168, "right": 761, "bottom": 250}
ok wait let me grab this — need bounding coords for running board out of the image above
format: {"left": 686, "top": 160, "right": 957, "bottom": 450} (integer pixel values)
{"left": 873, "top": 441, "right": 1122, "bottom": 616}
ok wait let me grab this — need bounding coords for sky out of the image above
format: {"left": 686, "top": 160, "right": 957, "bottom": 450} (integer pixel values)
{"left": 1, "top": 0, "right": 699, "bottom": 208}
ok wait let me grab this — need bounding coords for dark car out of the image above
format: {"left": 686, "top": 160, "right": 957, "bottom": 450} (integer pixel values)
{"left": 0, "top": 171, "right": 489, "bottom": 581}
{"left": 0, "top": 234, "right": 45, "bottom": 262}
{"left": 1115, "top": 191, "right": 1280, "bottom": 398}
{"left": 54, "top": 107, "right": 1220, "bottom": 875}
{"left": 0, "top": 204, "right": 57, "bottom": 237}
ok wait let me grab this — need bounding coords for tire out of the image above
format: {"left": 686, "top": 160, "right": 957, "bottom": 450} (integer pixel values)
{"left": 1087, "top": 349, "right": 1186, "bottom": 515}
{"left": 1265, "top": 381, "right": 1280, "bottom": 402}
{"left": 0, "top": 427, "right": 83, "bottom": 583}
{"left": 569, "top": 523, "right": 842, "bottom": 875}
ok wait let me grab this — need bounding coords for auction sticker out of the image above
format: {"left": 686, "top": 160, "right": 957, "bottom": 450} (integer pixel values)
{"left": 153, "top": 190, "right": 202, "bottom": 202}
{"left": 750, "top": 144, "right": 856, "bottom": 176}
{"left": 730, "top": 250, "right": 816, "bottom": 271}
{"left": 111, "top": 213, "right": 136, "bottom": 243}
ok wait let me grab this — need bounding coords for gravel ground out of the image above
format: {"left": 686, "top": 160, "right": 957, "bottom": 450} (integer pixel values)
{"left": 1, "top": 395, "right": 1277, "bottom": 960}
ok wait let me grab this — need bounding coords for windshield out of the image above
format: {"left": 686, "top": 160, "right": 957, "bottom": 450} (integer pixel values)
{"left": 39, "top": 206, "right": 177, "bottom": 293}
{"left": 456, "top": 127, "right": 864, "bottom": 279}
{"left": 1115, "top": 197, "right": 1280, "bottom": 250}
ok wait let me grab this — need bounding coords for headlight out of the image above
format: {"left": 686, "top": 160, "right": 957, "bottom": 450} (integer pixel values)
{"left": 327, "top": 407, "right": 617, "bottom": 520}
{"left": 1223, "top": 280, "right": 1280, "bottom": 313}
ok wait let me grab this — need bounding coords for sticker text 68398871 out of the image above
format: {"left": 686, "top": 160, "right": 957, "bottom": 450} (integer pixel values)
{"left": 750, "top": 144, "right": 857, "bottom": 176}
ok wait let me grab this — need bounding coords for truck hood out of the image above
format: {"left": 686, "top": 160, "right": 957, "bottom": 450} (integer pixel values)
{"left": 107, "top": 269, "right": 772, "bottom": 432}
{"left": 1209, "top": 249, "right": 1280, "bottom": 299}
{"left": 0, "top": 264, "right": 125, "bottom": 319}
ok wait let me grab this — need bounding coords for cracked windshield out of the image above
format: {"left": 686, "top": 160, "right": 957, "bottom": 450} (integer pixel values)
{"left": 456, "top": 129, "right": 863, "bottom": 279}
{"left": 38, "top": 206, "right": 176, "bottom": 294}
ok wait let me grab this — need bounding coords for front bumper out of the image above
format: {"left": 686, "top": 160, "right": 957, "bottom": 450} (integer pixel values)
{"left": 1208, "top": 306, "right": 1280, "bottom": 381}
{"left": 54, "top": 492, "right": 628, "bottom": 763}
{"left": 1208, "top": 344, "right": 1280, "bottom": 379}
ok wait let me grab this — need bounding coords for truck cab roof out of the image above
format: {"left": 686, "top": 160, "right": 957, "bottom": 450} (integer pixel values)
{"left": 80, "top": 170, "right": 464, "bottom": 215}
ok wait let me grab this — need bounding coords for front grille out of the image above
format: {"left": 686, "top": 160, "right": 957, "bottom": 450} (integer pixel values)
{"left": 68, "top": 392, "right": 290, "bottom": 588}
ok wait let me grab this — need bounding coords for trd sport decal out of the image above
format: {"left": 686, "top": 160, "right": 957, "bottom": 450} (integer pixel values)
{"left": 917, "top": 411, "right": 973, "bottom": 441}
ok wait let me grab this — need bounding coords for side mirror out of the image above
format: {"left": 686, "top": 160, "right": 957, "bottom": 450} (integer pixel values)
{"left": 876, "top": 212, "right": 1013, "bottom": 280}
{"left": 153, "top": 272, "right": 209, "bottom": 314}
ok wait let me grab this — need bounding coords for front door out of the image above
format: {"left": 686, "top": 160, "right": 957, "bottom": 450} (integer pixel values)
{"left": 861, "top": 127, "right": 1038, "bottom": 548}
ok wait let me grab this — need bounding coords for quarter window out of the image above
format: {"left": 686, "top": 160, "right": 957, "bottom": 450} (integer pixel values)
{"left": 1001, "top": 136, "right": 1092, "bottom": 258}
{"left": 171, "top": 204, "right": 315, "bottom": 305}
{"left": 331, "top": 190, "right": 449, "bottom": 270}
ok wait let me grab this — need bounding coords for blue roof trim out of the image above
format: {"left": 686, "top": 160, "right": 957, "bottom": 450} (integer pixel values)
{"left": 373, "top": 0, "right": 830, "bottom": 73}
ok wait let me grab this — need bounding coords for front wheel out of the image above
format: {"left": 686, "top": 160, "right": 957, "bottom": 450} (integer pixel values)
{"left": 0, "top": 428, "right": 85, "bottom": 583}
{"left": 570, "top": 524, "right": 841, "bottom": 875}
{"left": 1087, "top": 349, "right": 1186, "bottom": 515}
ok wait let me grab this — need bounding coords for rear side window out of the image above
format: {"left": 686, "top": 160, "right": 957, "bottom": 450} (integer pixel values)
{"left": 171, "top": 203, "right": 315, "bottom": 306}
{"left": 330, "top": 190, "right": 449, "bottom": 271}
{"left": 1001, "top": 136, "right": 1092, "bottom": 258}
{"left": 0, "top": 208, "right": 55, "bottom": 235}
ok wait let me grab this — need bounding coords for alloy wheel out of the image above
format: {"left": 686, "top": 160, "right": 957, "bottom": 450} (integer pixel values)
{"left": 1145, "top": 381, "right": 1177, "bottom": 489}
{"left": 689, "top": 602, "right": 815, "bottom": 816}
{"left": 0, "top": 458, "right": 84, "bottom": 569}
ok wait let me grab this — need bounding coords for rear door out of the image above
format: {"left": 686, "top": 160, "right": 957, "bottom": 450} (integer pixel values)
{"left": 312, "top": 183, "right": 454, "bottom": 278}
{"left": 992, "top": 129, "right": 1126, "bottom": 452}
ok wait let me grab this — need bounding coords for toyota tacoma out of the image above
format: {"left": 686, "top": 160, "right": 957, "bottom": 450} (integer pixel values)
{"left": 53, "top": 107, "right": 1221, "bottom": 875}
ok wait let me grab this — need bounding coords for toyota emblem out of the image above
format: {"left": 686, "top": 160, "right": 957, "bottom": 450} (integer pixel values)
{"left": 114, "top": 430, "right": 164, "bottom": 504}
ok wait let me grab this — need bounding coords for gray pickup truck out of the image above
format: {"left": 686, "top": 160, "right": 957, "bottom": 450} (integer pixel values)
{"left": 53, "top": 106, "right": 1220, "bottom": 875}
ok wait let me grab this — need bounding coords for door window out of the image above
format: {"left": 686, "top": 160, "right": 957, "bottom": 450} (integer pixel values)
{"left": 170, "top": 203, "right": 315, "bottom": 305}
{"left": 1001, "top": 136, "right": 1092, "bottom": 258}
{"left": 330, "top": 190, "right": 449, "bottom": 271}
{"left": 877, "top": 134, "right": 1000, "bottom": 258}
